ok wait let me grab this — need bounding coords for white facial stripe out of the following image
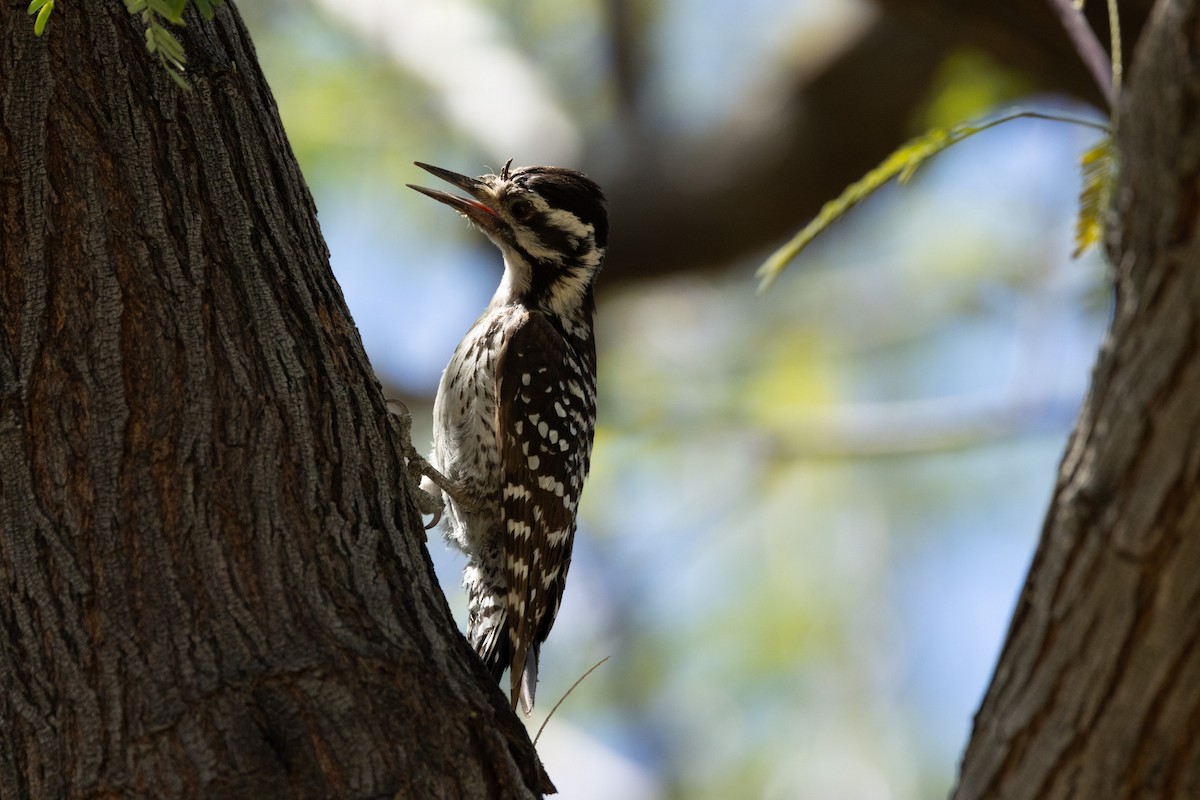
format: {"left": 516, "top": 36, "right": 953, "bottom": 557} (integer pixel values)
{"left": 541, "top": 207, "right": 594, "bottom": 241}
{"left": 513, "top": 227, "right": 565, "bottom": 264}
{"left": 512, "top": 207, "right": 594, "bottom": 265}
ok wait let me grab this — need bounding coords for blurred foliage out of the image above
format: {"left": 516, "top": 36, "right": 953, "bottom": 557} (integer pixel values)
{"left": 480, "top": 0, "right": 616, "bottom": 124}
{"left": 243, "top": 3, "right": 1112, "bottom": 798}
{"left": 578, "top": 158, "right": 1106, "bottom": 795}
{"left": 916, "top": 50, "right": 1036, "bottom": 131}
{"left": 254, "top": 15, "right": 441, "bottom": 188}
{"left": 1073, "top": 135, "right": 1114, "bottom": 257}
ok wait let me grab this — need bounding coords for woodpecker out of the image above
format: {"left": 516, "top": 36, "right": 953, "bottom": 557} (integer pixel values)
{"left": 408, "top": 160, "right": 607, "bottom": 714}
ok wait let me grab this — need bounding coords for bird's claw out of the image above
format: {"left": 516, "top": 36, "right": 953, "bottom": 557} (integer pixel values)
{"left": 416, "top": 484, "right": 445, "bottom": 529}
{"left": 387, "top": 398, "right": 446, "bottom": 531}
{"left": 413, "top": 462, "right": 446, "bottom": 529}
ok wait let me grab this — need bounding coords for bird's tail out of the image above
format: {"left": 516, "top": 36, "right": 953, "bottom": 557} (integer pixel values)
{"left": 514, "top": 644, "right": 539, "bottom": 715}
{"left": 466, "top": 565, "right": 540, "bottom": 714}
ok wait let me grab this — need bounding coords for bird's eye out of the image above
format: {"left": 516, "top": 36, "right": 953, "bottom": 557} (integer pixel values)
{"left": 509, "top": 199, "right": 534, "bottom": 222}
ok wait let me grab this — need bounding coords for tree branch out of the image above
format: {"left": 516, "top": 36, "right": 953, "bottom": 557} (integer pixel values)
{"left": 953, "top": 0, "right": 1200, "bottom": 794}
{"left": 600, "top": 14, "right": 948, "bottom": 279}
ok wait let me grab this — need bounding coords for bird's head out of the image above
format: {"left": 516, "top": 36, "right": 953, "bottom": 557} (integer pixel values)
{"left": 409, "top": 160, "right": 608, "bottom": 324}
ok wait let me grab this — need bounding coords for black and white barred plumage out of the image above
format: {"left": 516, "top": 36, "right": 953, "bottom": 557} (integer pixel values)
{"left": 409, "top": 160, "right": 606, "bottom": 714}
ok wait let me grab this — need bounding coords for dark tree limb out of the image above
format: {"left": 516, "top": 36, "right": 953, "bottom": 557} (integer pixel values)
{"left": 596, "top": 0, "right": 1157, "bottom": 282}
{"left": 0, "top": 4, "right": 544, "bottom": 797}
{"left": 873, "top": 0, "right": 1153, "bottom": 105}
{"left": 601, "top": 14, "right": 948, "bottom": 278}
{"left": 954, "top": 0, "right": 1200, "bottom": 795}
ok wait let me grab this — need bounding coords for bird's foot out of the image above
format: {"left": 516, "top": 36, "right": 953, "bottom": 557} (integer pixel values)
{"left": 387, "top": 399, "right": 446, "bottom": 530}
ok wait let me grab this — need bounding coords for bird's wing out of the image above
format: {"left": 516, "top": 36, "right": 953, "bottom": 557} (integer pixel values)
{"left": 494, "top": 311, "right": 596, "bottom": 712}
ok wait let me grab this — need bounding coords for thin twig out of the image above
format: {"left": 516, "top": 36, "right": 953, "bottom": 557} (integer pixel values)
{"left": 1047, "top": 0, "right": 1115, "bottom": 109}
{"left": 968, "top": 109, "right": 1110, "bottom": 134}
{"left": 1106, "top": 0, "right": 1122, "bottom": 99}
{"left": 532, "top": 656, "right": 611, "bottom": 747}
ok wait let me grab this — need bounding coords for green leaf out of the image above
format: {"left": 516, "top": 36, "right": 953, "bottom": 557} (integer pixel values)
{"left": 27, "top": 0, "right": 52, "bottom": 14}
{"left": 33, "top": 1, "right": 53, "bottom": 35}
{"left": 146, "top": 0, "right": 185, "bottom": 23}
{"left": 756, "top": 123, "right": 977, "bottom": 292}
{"left": 168, "top": 68, "right": 192, "bottom": 91}
{"left": 127, "top": 0, "right": 230, "bottom": 90}
{"left": 148, "top": 20, "right": 186, "bottom": 65}
{"left": 194, "top": 0, "right": 224, "bottom": 19}
{"left": 1073, "top": 136, "right": 1114, "bottom": 258}
{"left": 755, "top": 109, "right": 1112, "bottom": 292}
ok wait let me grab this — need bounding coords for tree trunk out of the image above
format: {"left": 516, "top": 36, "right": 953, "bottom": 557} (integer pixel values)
{"left": 0, "top": 4, "right": 545, "bottom": 798}
{"left": 954, "top": 0, "right": 1200, "bottom": 796}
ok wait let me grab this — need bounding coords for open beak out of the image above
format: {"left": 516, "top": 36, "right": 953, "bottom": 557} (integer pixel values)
{"left": 407, "top": 162, "right": 501, "bottom": 231}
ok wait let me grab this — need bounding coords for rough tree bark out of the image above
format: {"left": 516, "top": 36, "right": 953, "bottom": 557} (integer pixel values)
{"left": 954, "top": 0, "right": 1200, "bottom": 796}
{"left": 0, "top": 4, "right": 546, "bottom": 798}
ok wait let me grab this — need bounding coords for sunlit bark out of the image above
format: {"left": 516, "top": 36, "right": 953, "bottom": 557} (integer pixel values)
{"left": 955, "top": 1, "right": 1200, "bottom": 796}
